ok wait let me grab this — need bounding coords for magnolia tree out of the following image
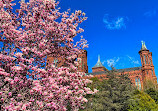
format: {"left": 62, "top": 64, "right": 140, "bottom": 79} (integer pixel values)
{"left": 0, "top": 0, "right": 96, "bottom": 110}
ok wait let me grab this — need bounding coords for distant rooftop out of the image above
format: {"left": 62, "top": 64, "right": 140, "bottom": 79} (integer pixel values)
{"left": 87, "top": 66, "right": 142, "bottom": 75}
{"left": 116, "top": 66, "right": 142, "bottom": 72}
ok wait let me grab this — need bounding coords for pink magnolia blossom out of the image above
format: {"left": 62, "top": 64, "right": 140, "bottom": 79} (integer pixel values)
{"left": 0, "top": 0, "right": 95, "bottom": 110}
{"left": 82, "top": 98, "right": 88, "bottom": 103}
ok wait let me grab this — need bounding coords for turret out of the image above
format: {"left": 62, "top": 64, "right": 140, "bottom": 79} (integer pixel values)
{"left": 139, "top": 41, "right": 157, "bottom": 84}
{"left": 77, "top": 50, "right": 88, "bottom": 73}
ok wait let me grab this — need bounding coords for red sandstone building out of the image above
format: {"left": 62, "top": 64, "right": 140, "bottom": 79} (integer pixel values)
{"left": 80, "top": 41, "right": 157, "bottom": 90}
{"left": 47, "top": 41, "right": 157, "bottom": 90}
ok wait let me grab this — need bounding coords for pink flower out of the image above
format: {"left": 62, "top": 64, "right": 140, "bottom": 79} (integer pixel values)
{"left": 15, "top": 52, "right": 23, "bottom": 58}
{"left": 1, "top": 98, "right": 4, "bottom": 102}
{"left": 75, "top": 86, "right": 79, "bottom": 90}
{"left": 11, "top": 98, "right": 14, "bottom": 101}
{"left": 70, "top": 29, "right": 76, "bottom": 35}
{"left": 65, "top": 95, "right": 68, "bottom": 99}
{"left": 82, "top": 98, "right": 88, "bottom": 102}
{"left": 17, "top": 94, "right": 22, "bottom": 97}
{"left": 21, "top": 48, "right": 26, "bottom": 53}
{"left": 14, "top": 77, "right": 19, "bottom": 82}
{"left": 87, "top": 91, "right": 93, "bottom": 94}
{"left": 84, "top": 79, "right": 92, "bottom": 84}
{"left": 30, "top": 58, "right": 34, "bottom": 62}
{"left": 10, "top": 80, "right": 14, "bottom": 85}
{"left": 5, "top": 77, "right": 11, "bottom": 82}
{"left": 43, "top": 91, "right": 48, "bottom": 95}
{"left": 11, "top": 66, "right": 22, "bottom": 71}
{"left": 78, "top": 89, "right": 84, "bottom": 94}
{"left": 67, "top": 90, "right": 72, "bottom": 95}
{"left": 22, "top": 104, "right": 27, "bottom": 110}
{"left": 0, "top": 68, "right": 4, "bottom": 72}
{"left": 47, "top": 103, "right": 51, "bottom": 107}
{"left": 93, "top": 89, "right": 99, "bottom": 94}
{"left": 39, "top": 42, "right": 45, "bottom": 48}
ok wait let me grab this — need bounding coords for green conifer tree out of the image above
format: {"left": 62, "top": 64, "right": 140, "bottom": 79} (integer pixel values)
{"left": 128, "top": 90, "right": 158, "bottom": 111}
{"left": 145, "top": 88, "right": 158, "bottom": 104}
{"left": 82, "top": 67, "right": 134, "bottom": 111}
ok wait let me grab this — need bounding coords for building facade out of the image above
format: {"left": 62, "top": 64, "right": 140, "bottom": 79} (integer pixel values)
{"left": 85, "top": 41, "right": 157, "bottom": 90}
{"left": 47, "top": 41, "right": 157, "bottom": 90}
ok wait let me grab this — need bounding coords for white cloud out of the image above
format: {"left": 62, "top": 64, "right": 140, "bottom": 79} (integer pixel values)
{"left": 144, "top": 10, "right": 157, "bottom": 17}
{"left": 102, "top": 55, "right": 140, "bottom": 68}
{"left": 127, "top": 55, "right": 140, "bottom": 65}
{"left": 102, "top": 60, "right": 106, "bottom": 65}
{"left": 133, "top": 60, "right": 139, "bottom": 65}
{"left": 103, "top": 14, "right": 127, "bottom": 30}
{"left": 102, "top": 57, "right": 120, "bottom": 67}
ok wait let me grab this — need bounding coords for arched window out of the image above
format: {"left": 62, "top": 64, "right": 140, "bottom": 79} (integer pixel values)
{"left": 141, "top": 57, "right": 143, "bottom": 64}
{"left": 135, "top": 78, "right": 138, "bottom": 88}
{"left": 144, "top": 55, "right": 146, "bottom": 64}
{"left": 138, "top": 78, "right": 141, "bottom": 90}
{"left": 147, "top": 56, "right": 149, "bottom": 64}
{"left": 135, "top": 77, "right": 141, "bottom": 90}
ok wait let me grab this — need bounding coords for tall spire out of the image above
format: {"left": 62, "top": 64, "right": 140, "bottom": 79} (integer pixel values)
{"left": 93, "top": 55, "right": 104, "bottom": 68}
{"left": 98, "top": 55, "right": 100, "bottom": 62}
{"left": 141, "top": 41, "right": 147, "bottom": 50}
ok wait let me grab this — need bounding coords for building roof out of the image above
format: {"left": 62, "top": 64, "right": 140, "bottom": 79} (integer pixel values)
{"left": 87, "top": 71, "right": 109, "bottom": 75}
{"left": 116, "top": 66, "right": 142, "bottom": 72}
{"left": 92, "top": 55, "right": 105, "bottom": 68}
{"left": 87, "top": 66, "right": 142, "bottom": 75}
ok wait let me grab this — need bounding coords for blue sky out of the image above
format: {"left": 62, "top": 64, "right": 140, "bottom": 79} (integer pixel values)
{"left": 59, "top": 0, "right": 158, "bottom": 75}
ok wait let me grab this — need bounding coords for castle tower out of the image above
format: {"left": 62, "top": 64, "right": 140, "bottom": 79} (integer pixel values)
{"left": 139, "top": 41, "right": 157, "bottom": 84}
{"left": 77, "top": 50, "right": 88, "bottom": 73}
{"left": 92, "top": 55, "right": 108, "bottom": 73}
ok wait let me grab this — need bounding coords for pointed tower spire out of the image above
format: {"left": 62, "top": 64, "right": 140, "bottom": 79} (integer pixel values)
{"left": 93, "top": 55, "right": 104, "bottom": 68}
{"left": 92, "top": 55, "right": 108, "bottom": 72}
{"left": 98, "top": 55, "right": 100, "bottom": 62}
{"left": 141, "top": 41, "right": 147, "bottom": 50}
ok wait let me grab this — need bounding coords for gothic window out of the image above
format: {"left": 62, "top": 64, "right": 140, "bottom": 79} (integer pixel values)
{"left": 135, "top": 77, "right": 141, "bottom": 90}
{"left": 141, "top": 57, "right": 143, "bottom": 65}
{"left": 144, "top": 55, "right": 146, "bottom": 64}
{"left": 138, "top": 78, "right": 141, "bottom": 90}
{"left": 53, "top": 58, "right": 58, "bottom": 67}
{"left": 135, "top": 78, "right": 138, "bottom": 88}
{"left": 147, "top": 56, "right": 149, "bottom": 64}
{"left": 150, "top": 59, "right": 151, "bottom": 65}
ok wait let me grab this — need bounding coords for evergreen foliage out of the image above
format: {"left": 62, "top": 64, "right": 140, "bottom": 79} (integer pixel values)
{"left": 128, "top": 90, "right": 158, "bottom": 111}
{"left": 145, "top": 88, "right": 158, "bottom": 104}
{"left": 143, "top": 79, "right": 157, "bottom": 90}
{"left": 82, "top": 69, "right": 134, "bottom": 111}
{"left": 81, "top": 69, "right": 158, "bottom": 111}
